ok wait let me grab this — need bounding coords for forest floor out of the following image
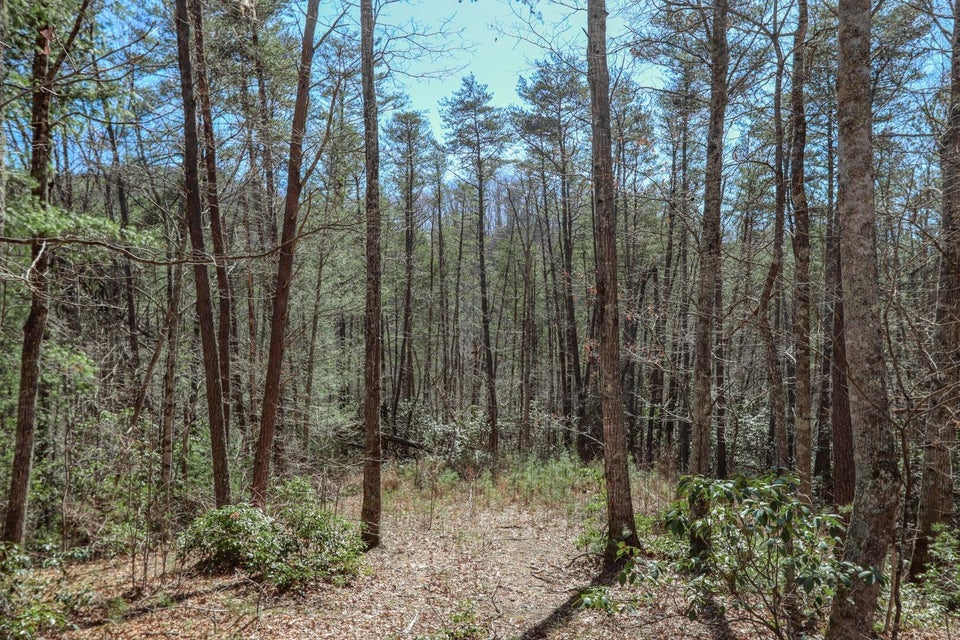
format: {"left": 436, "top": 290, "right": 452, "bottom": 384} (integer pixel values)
{"left": 47, "top": 463, "right": 953, "bottom": 640}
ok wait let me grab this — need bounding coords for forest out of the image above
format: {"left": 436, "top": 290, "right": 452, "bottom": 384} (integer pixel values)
{"left": 0, "top": 0, "right": 958, "bottom": 637}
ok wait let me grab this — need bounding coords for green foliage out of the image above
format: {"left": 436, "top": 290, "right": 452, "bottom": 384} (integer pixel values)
{"left": 178, "top": 504, "right": 282, "bottom": 575}
{"left": 504, "top": 453, "right": 599, "bottom": 507}
{"left": 420, "top": 410, "right": 494, "bottom": 475}
{"left": 662, "top": 474, "right": 869, "bottom": 634}
{"left": 574, "top": 486, "right": 607, "bottom": 554}
{"left": 0, "top": 543, "right": 92, "bottom": 640}
{"left": 920, "top": 524, "right": 960, "bottom": 612}
{"left": 178, "top": 480, "right": 362, "bottom": 592}
{"left": 586, "top": 475, "right": 870, "bottom": 638}
{"left": 414, "top": 600, "right": 485, "bottom": 640}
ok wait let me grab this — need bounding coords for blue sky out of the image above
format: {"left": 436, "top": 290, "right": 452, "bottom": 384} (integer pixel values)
{"left": 372, "top": 0, "right": 615, "bottom": 133}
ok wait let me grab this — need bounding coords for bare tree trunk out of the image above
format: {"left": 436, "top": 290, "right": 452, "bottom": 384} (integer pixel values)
{"left": 360, "top": 0, "right": 382, "bottom": 549}
{"left": 174, "top": 0, "right": 230, "bottom": 508}
{"left": 587, "top": 0, "right": 640, "bottom": 565}
{"left": 161, "top": 261, "right": 182, "bottom": 501}
{"left": 691, "top": 0, "right": 728, "bottom": 478}
{"left": 714, "top": 268, "right": 727, "bottom": 478}
{"left": 759, "top": 44, "right": 788, "bottom": 471}
{"left": 476, "top": 162, "right": 499, "bottom": 464}
{"left": 189, "top": 0, "right": 233, "bottom": 441}
{"left": 790, "top": 0, "right": 812, "bottom": 498}
{"left": 251, "top": 0, "right": 320, "bottom": 507}
{"left": 814, "top": 173, "right": 836, "bottom": 501}
{"left": 4, "top": 26, "right": 52, "bottom": 545}
{"left": 826, "top": 0, "right": 901, "bottom": 634}
{"left": 819, "top": 110, "right": 855, "bottom": 507}
{"left": 911, "top": 0, "right": 960, "bottom": 579}
{"left": 303, "top": 252, "right": 327, "bottom": 451}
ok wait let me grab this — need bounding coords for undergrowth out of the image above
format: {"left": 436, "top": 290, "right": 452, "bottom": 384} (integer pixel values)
{"left": 0, "top": 543, "right": 92, "bottom": 639}
{"left": 583, "top": 474, "right": 873, "bottom": 640}
{"left": 178, "top": 478, "right": 362, "bottom": 592}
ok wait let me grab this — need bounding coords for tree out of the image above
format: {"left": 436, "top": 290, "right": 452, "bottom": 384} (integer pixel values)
{"left": 911, "top": 0, "right": 960, "bottom": 579}
{"left": 4, "top": 0, "right": 91, "bottom": 543}
{"left": 441, "top": 75, "right": 508, "bottom": 465}
{"left": 385, "top": 110, "right": 431, "bottom": 431}
{"left": 189, "top": 0, "right": 234, "bottom": 440}
{"left": 825, "top": 0, "right": 902, "bottom": 634}
{"left": 514, "top": 55, "right": 589, "bottom": 457}
{"left": 174, "top": 0, "right": 230, "bottom": 508}
{"left": 251, "top": 0, "right": 321, "bottom": 507}
{"left": 587, "top": 0, "right": 640, "bottom": 565}
{"left": 360, "top": 0, "right": 382, "bottom": 549}
{"left": 690, "top": 0, "right": 728, "bottom": 479}
{"left": 790, "top": 0, "right": 813, "bottom": 499}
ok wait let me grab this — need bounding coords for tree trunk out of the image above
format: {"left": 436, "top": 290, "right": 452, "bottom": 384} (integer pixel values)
{"left": 759, "top": 44, "right": 788, "bottom": 472}
{"left": 160, "top": 261, "right": 182, "bottom": 502}
{"left": 587, "top": 0, "right": 640, "bottom": 565}
{"left": 189, "top": 0, "right": 233, "bottom": 441}
{"left": 174, "top": 0, "right": 230, "bottom": 508}
{"left": 360, "top": 0, "right": 383, "bottom": 549}
{"left": 910, "top": 0, "right": 960, "bottom": 579}
{"left": 5, "top": 5, "right": 89, "bottom": 543}
{"left": 826, "top": 111, "right": 855, "bottom": 509}
{"left": 251, "top": 0, "right": 320, "bottom": 507}
{"left": 476, "top": 163, "right": 499, "bottom": 464}
{"left": 691, "top": 0, "right": 728, "bottom": 478}
{"left": 826, "top": 0, "right": 902, "bottom": 634}
{"left": 790, "top": 0, "right": 812, "bottom": 499}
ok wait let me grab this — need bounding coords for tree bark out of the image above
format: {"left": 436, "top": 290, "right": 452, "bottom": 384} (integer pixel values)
{"left": 759, "top": 42, "right": 788, "bottom": 472}
{"left": 587, "top": 0, "right": 640, "bottom": 565}
{"left": 790, "top": 0, "right": 812, "bottom": 498}
{"left": 910, "top": 0, "right": 960, "bottom": 579}
{"left": 360, "top": 0, "right": 383, "bottom": 549}
{"left": 174, "top": 0, "right": 230, "bottom": 508}
{"left": 161, "top": 261, "right": 182, "bottom": 502}
{"left": 189, "top": 0, "right": 233, "bottom": 441}
{"left": 251, "top": 0, "right": 320, "bottom": 507}
{"left": 691, "top": 0, "right": 728, "bottom": 478}
{"left": 826, "top": 0, "right": 902, "bottom": 634}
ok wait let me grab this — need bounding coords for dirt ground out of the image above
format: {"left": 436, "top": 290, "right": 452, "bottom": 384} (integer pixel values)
{"left": 47, "top": 471, "right": 953, "bottom": 640}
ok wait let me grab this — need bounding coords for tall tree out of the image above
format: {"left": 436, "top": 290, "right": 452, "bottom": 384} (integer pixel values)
{"left": 441, "top": 75, "right": 508, "bottom": 465}
{"left": 587, "top": 0, "right": 640, "bottom": 565}
{"left": 826, "top": 0, "right": 902, "bottom": 634}
{"left": 360, "top": 0, "right": 383, "bottom": 549}
{"left": 174, "top": 0, "right": 230, "bottom": 508}
{"left": 385, "top": 110, "right": 430, "bottom": 430}
{"left": 911, "top": 0, "right": 960, "bottom": 578}
{"left": 690, "top": 0, "right": 728, "bottom": 478}
{"left": 790, "top": 0, "right": 812, "bottom": 498}
{"left": 4, "top": 0, "right": 90, "bottom": 543}
{"left": 189, "top": 0, "right": 234, "bottom": 439}
{"left": 251, "top": 0, "right": 321, "bottom": 507}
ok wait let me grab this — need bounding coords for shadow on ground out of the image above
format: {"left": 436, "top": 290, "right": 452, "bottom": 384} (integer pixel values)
{"left": 517, "top": 568, "right": 735, "bottom": 640}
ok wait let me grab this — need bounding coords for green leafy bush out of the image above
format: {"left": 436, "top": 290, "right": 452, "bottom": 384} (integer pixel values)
{"left": 178, "top": 481, "right": 362, "bottom": 592}
{"left": 0, "top": 543, "right": 91, "bottom": 639}
{"left": 178, "top": 505, "right": 285, "bottom": 576}
{"left": 591, "top": 475, "right": 869, "bottom": 639}
{"left": 675, "top": 475, "right": 872, "bottom": 635}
